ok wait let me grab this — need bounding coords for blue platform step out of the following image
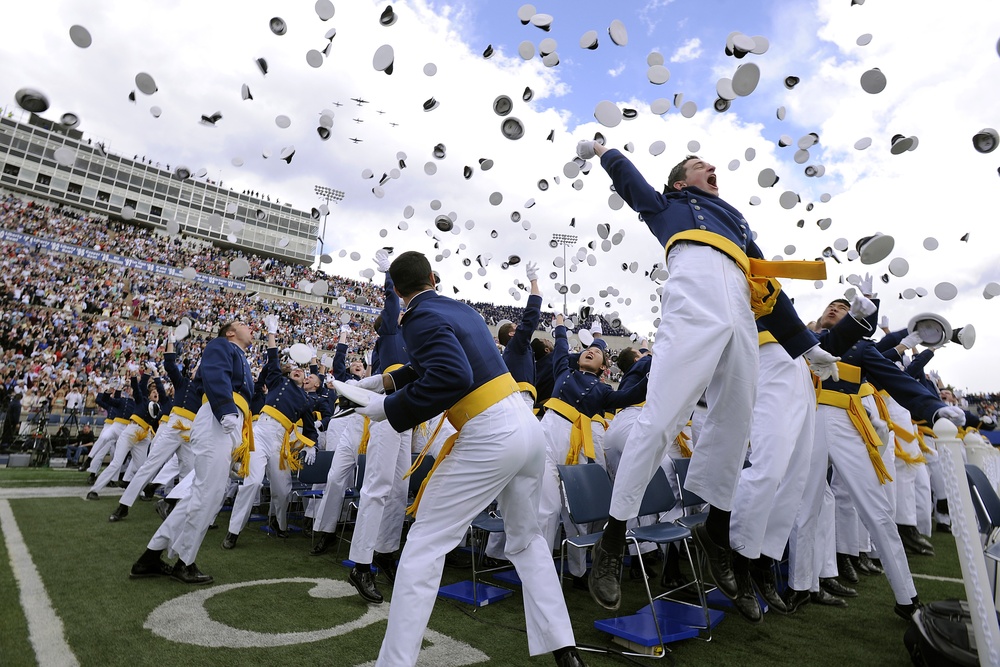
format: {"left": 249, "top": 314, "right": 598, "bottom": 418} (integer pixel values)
{"left": 437, "top": 580, "right": 515, "bottom": 607}
{"left": 595, "top": 600, "right": 724, "bottom": 653}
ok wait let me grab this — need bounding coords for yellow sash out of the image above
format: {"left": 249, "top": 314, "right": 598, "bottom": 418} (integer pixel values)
{"left": 544, "top": 397, "right": 596, "bottom": 465}
{"left": 114, "top": 417, "right": 131, "bottom": 425}
{"left": 358, "top": 416, "right": 371, "bottom": 455}
{"left": 405, "top": 373, "right": 519, "bottom": 517}
{"left": 915, "top": 426, "right": 935, "bottom": 455}
{"left": 104, "top": 418, "right": 114, "bottom": 425}
{"left": 517, "top": 381, "right": 537, "bottom": 401}
{"left": 676, "top": 430, "right": 693, "bottom": 458}
{"left": 758, "top": 331, "right": 778, "bottom": 346}
{"left": 816, "top": 383, "right": 893, "bottom": 484}
{"left": 665, "top": 231, "right": 826, "bottom": 318}
{"left": 204, "top": 393, "right": 254, "bottom": 477}
{"left": 170, "top": 411, "right": 193, "bottom": 442}
{"left": 261, "top": 405, "right": 310, "bottom": 473}
{"left": 130, "top": 415, "right": 153, "bottom": 443}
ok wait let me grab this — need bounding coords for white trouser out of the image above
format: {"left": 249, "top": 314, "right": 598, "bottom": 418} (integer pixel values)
{"left": 789, "top": 475, "right": 838, "bottom": 592}
{"left": 349, "top": 420, "right": 411, "bottom": 564}
{"left": 313, "top": 414, "right": 364, "bottom": 534}
{"left": 376, "top": 393, "right": 575, "bottom": 666}
{"left": 120, "top": 413, "right": 193, "bottom": 507}
{"left": 821, "top": 404, "right": 916, "bottom": 604}
{"left": 886, "top": 398, "right": 921, "bottom": 527}
{"left": 229, "top": 414, "right": 293, "bottom": 534}
{"left": 926, "top": 436, "right": 950, "bottom": 526}
{"left": 148, "top": 403, "right": 243, "bottom": 565}
{"left": 86, "top": 421, "right": 126, "bottom": 473}
{"left": 731, "top": 343, "right": 815, "bottom": 559}
{"left": 484, "top": 392, "right": 537, "bottom": 559}
{"left": 611, "top": 243, "right": 758, "bottom": 519}
{"left": 91, "top": 423, "right": 150, "bottom": 493}
{"left": 152, "top": 454, "right": 181, "bottom": 487}
{"left": 915, "top": 463, "right": 933, "bottom": 536}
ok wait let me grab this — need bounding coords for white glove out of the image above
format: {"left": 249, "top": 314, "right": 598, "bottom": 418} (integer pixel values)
{"left": 340, "top": 324, "right": 352, "bottom": 334}
{"left": 525, "top": 261, "right": 539, "bottom": 282}
{"left": 879, "top": 315, "right": 890, "bottom": 330}
{"left": 314, "top": 419, "right": 324, "bottom": 431}
{"left": 802, "top": 344, "right": 841, "bottom": 382}
{"left": 869, "top": 413, "right": 890, "bottom": 449}
{"left": 374, "top": 249, "right": 391, "bottom": 273}
{"left": 220, "top": 413, "right": 240, "bottom": 434}
{"left": 576, "top": 140, "right": 596, "bottom": 160}
{"left": 981, "top": 415, "right": 995, "bottom": 427}
{"left": 145, "top": 361, "right": 158, "bottom": 375}
{"left": 302, "top": 446, "right": 317, "bottom": 466}
{"left": 590, "top": 318, "right": 603, "bottom": 335}
{"left": 900, "top": 331, "right": 923, "bottom": 348}
{"left": 357, "top": 393, "right": 388, "bottom": 422}
{"left": 355, "top": 374, "right": 385, "bottom": 393}
{"left": 934, "top": 405, "right": 966, "bottom": 428}
{"left": 320, "top": 354, "right": 333, "bottom": 368}
{"left": 859, "top": 273, "right": 875, "bottom": 298}
{"left": 264, "top": 314, "right": 279, "bottom": 335}
{"left": 168, "top": 328, "right": 176, "bottom": 343}
{"left": 849, "top": 294, "right": 876, "bottom": 319}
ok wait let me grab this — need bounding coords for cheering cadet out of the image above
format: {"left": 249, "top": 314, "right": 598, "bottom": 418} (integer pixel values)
{"left": 351, "top": 251, "right": 585, "bottom": 667}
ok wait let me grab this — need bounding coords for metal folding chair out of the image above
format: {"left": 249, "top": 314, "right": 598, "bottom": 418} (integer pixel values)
{"left": 556, "top": 463, "right": 613, "bottom": 584}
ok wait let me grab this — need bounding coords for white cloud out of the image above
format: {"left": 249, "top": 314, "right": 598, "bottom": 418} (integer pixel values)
{"left": 607, "top": 63, "right": 626, "bottom": 78}
{"left": 670, "top": 38, "right": 702, "bottom": 63}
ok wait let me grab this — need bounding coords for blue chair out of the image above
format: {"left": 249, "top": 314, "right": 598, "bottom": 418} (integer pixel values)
{"left": 627, "top": 468, "right": 713, "bottom": 646}
{"left": 556, "top": 463, "right": 613, "bottom": 584}
{"left": 335, "top": 453, "right": 366, "bottom": 557}
{"left": 670, "top": 457, "right": 708, "bottom": 529}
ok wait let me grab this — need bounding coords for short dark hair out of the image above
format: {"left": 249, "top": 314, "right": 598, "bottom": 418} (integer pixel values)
{"left": 829, "top": 298, "right": 851, "bottom": 309}
{"left": 667, "top": 155, "right": 699, "bottom": 192}
{"left": 616, "top": 347, "right": 640, "bottom": 374}
{"left": 218, "top": 320, "right": 238, "bottom": 338}
{"left": 498, "top": 322, "right": 516, "bottom": 346}
{"left": 530, "top": 337, "right": 550, "bottom": 361}
{"left": 388, "top": 251, "right": 434, "bottom": 296}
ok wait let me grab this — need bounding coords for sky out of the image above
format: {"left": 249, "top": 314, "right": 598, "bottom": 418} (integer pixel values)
{"left": 1, "top": 0, "right": 999, "bottom": 391}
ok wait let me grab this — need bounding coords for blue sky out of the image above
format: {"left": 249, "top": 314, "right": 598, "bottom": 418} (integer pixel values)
{"left": 1, "top": 0, "right": 999, "bottom": 390}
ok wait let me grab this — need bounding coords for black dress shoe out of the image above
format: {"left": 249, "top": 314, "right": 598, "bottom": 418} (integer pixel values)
{"left": 310, "top": 532, "right": 333, "bottom": 556}
{"left": 373, "top": 552, "right": 398, "bottom": 585}
{"left": 731, "top": 557, "right": 763, "bottom": 623}
{"left": 898, "top": 524, "right": 935, "bottom": 556}
{"left": 222, "top": 532, "right": 239, "bottom": 550}
{"left": 750, "top": 562, "right": 789, "bottom": 614}
{"left": 267, "top": 516, "right": 288, "bottom": 538}
{"left": 171, "top": 561, "right": 213, "bottom": 585}
{"left": 820, "top": 577, "right": 857, "bottom": 598}
{"left": 936, "top": 522, "right": 952, "bottom": 534}
{"left": 810, "top": 589, "right": 848, "bottom": 607}
{"left": 836, "top": 552, "right": 859, "bottom": 583}
{"left": 108, "top": 503, "right": 129, "bottom": 522}
{"left": 86, "top": 491, "right": 99, "bottom": 501}
{"left": 894, "top": 595, "right": 922, "bottom": 620}
{"left": 554, "top": 647, "right": 587, "bottom": 667}
{"left": 87, "top": 473, "right": 96, "bottom": 485}
{"left": 782, "top": 588, "right": 811, "bottom": 614}
{"left": 155, "top": 499, "right": 172, "bottom": 521}
{"left": 856, "top": 553, "right": 883, "bottom": 575}
{"left": 349, "top": 567, "right": 384, "bottom": 604}
{"left": 587, "top": 536, "right": 624, "bottom": 611}
{"left": 692, "top": 523, "right": 738, "bottom": 600}
{"left": 129, "top": 552, "right": 174, "bottom": 579}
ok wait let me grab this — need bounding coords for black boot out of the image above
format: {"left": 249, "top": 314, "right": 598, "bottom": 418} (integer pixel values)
{"left": 310, "top": 531, "right": 333, "bottom": 556}
{"left": 837, "top": 552, "right": 859, "bottom": 583}
{"left": 108, "top": 503, "right": 129, "bottom": 522}
{"left": 730, "top": 554, "right": 763, "bottom": 623}
{"left": 129, "top": 549, "right": 173, "bottom": 578}
{"left": 170, "top": 560, "right": 213, "bottom": 585}
{"left": 749, "top": 557, "right": 789, "bottom": 614}
{"left": 348, "top": 565, "right": 384, "bottom": 603}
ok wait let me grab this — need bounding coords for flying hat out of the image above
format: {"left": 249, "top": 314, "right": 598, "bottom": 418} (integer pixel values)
{"left": 908, "top": 313, "right": 952, "bottom": 350}
{"left": 856, "top": 232, "right": 894, "bottom": 264}
{"left": 973, "top": 128, "right": 998, "bottom": 154}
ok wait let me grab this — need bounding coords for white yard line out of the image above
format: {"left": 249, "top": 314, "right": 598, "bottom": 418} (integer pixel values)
{"left": 0, "top": 486, "right": 123, "bottom": 499}
{"left": 911, "top": 572, "right": 965, "bottom": 583}
{"left": 0, "top": 498, "right": 80, "bottom": 666}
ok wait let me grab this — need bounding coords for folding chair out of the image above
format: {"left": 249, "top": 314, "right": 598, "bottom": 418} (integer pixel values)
{"left": 556, "top": 463, "right": 613, "bottom": 585}
{"left": 467, "top": 508, "right": 509, "bottom": 606}
{"left": 293, "top": 450, "right": 335, "bottom": 532}
{"left": 670, "top": 457, "right": 708, "bottom": 530}
{"left": 626, "top": 468, "right": 714, "bottom": 649}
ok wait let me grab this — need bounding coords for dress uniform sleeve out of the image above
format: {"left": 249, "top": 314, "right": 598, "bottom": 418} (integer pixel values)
{"left": 599, "top": 149, "right": 672, "bottom": 229}
{"left": 333, "top": 342, "right": 349, "bottom": 382}
{"left": 597, "top": 373, "right": 650, "bottom": 411}
{"left": 379, "top": 274, "right": 400, "bottom": 336}
{"left": 163, "top": 352, "right": 185, "bottom": 389}
{"left": 507, "top": 294, "right": 542, "bottom": 356}
{"left": 200, "top": 338, "right": 239, "bottom": 419}
{"left": 383, "top": 308, "right": 474, "bottom": 432}
{"left": 904, "top": 348, "right": 935, "bottom": 381}
{"left": 815, "top": 309, "right": 874, "bottom": 356}
{"left": 550, "top": 325, "right": 571, "bottom": 381}
{"left": 861, "top": 345, "right": 945, "bottom": 424}
{"left": 260, "top": 346, "right": 282, "bottom": 390}
{"left": 132, "top": 373, "right": 150, "bottom": 403}
{"left": 875, "top": 328, "right": 908, "bottom": 353}
{"left": 756, "top": 291, "right": 817, "bottom": 358}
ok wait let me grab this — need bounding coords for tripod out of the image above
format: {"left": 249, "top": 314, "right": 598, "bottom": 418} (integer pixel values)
{"left": 27, "top": 404, "right": 52, "bottom": 467}
{"left": 60, "top": 407, "right": 80, "bottom": 438}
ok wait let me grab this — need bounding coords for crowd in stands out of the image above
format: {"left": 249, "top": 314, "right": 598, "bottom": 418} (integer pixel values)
{"left": 0, "top": 189, "right": 992, "bottom": 452}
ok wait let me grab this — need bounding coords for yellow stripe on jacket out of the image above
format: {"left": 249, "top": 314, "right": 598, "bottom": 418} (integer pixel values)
{"left": 405, "top": 373, "right": 520, "bottom": 517}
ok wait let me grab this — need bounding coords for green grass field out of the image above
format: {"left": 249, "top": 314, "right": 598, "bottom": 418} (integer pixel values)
{"left": 0, "top": 467, "right": 967, "bottom": 666}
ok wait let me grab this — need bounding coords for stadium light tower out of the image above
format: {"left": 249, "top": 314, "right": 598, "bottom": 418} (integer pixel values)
{"left": 549, "top": 233, "right": 577, "bottom": 316}
{"left": 314, "top": 185, "right": 345, "bottom": 253}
